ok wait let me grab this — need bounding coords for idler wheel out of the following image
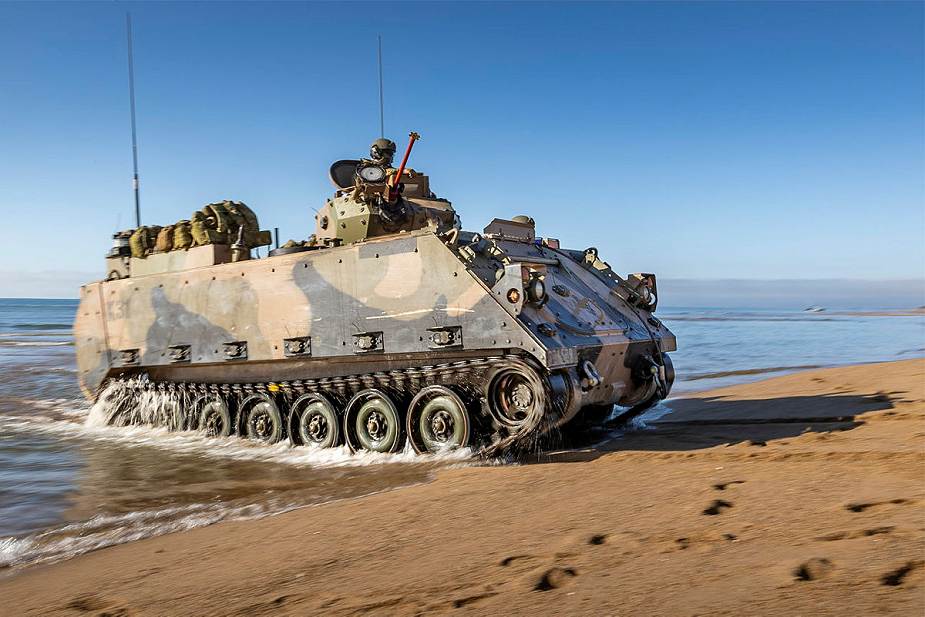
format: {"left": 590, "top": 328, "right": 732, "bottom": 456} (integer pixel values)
{"left": 289, "top": 393, "right": 341, "bottom": 449}
{"left": 344, "top": 389, "right": 403, "bottom": 453}
{"left": 407, "top": 386, "right": 471, "bottom": 454}
{"left": 241, "top": 394, "right": 284, "bottom": 443}
{"left": 485, "top": 363, "right": 546, "bottom": 432}
{"left": 196, "top": 396, "right": 232, "bottom": 438}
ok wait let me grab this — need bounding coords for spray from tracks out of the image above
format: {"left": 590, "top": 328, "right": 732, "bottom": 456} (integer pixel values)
{"left": 88, "top": 377, "right": 189, "bottom": 429}
{"left": 81, "top": 378, "right": 483, "bottom": 468}
{"left": 89, "top": 354, "right": 553, "bottom": 458}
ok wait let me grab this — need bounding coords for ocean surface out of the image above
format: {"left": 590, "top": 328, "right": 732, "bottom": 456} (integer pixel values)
{"left": 0, "top": 297, "right": 922, "bottom": 572}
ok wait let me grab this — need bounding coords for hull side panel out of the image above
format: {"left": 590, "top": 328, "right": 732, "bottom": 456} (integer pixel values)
{"left": 76, "top": 232, "right": 542, "bottom": 398}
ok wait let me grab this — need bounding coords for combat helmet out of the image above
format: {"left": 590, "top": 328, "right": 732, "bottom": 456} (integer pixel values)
{"left": 369, "top": 138, "right": 397, "bottom": 166}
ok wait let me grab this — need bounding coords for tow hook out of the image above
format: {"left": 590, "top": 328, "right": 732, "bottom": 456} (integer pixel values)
{"left": 579, "top": 360, "right": 602, "bottom": 389}
{"left": 633, "top": 354, "right": 667, "bottom": 397}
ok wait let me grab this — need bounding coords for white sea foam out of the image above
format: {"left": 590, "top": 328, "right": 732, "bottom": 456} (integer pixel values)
{"left": 2, "top": 409, "right": 475, "bottom": 470}
{"left": 0, "top": 501, "right": 281, "bottom": 570}
{"left": 3, "top": 383, "right": 476, "bottom": 473}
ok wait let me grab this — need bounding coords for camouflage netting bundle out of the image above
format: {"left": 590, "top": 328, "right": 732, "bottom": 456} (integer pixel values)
{"left": 128, "top": 200, "right": 271, "bottom": 259}
{"left": 190, "top": 211, "right": 213, "bottom": 246}
{"left": 188, "top": 201, "right": 271, "bottom": 248}
{"left": 173, "top": 220, "right": 193, "bottom": 250}
{"left": 154, "top": 225, "right": 175, "bottom": 253}
{"left": 129, "top": 225, "right": 163, "bottom": 258}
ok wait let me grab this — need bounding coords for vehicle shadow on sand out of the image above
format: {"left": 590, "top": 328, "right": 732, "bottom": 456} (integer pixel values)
{"left": 526, "top": 390, "right": 898, "bottom": 464}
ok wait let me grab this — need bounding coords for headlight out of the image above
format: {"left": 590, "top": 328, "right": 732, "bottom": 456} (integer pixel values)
{"left": 526, "top": 275, "right": 547, "bottom": 305}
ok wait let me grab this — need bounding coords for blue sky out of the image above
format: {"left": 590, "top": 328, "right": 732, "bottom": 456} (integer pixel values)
{"left": 0, "top": 1, "right": 922, "bottom": 297}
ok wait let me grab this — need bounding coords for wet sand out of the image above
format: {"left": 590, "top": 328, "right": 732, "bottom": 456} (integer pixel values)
{"left": 2, "top": 359, "right": 923, "bottom": 616}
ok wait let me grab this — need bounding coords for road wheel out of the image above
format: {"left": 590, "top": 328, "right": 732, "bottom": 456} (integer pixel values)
{"left": 197, "top": 396, "right": 232, "bottom": 438}
{"left": 242, "top": 394, "right": 284, "bottom": 443}
{"left": 407, "top": 386, "right": 471, "bottom": 453}
{"left": 289, "top": 393, "right": 341, "bottom": 448}
{"left": 344, "top": 389, "right": 403, "bottom": 453}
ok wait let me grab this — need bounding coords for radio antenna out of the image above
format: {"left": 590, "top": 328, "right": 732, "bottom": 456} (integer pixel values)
{"left": 126, "top": 13, "right": 141, "bottom": 228}
{"left": 377, "top": 35, "right": 385, "bottom": 137}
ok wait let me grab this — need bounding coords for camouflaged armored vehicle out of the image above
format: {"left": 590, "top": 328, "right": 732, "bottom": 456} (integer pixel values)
{"left": 75, "top": 133, "right": 677, "bottom": 454}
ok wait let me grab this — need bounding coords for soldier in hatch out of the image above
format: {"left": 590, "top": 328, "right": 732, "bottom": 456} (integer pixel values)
{"left": 368, "top": 138, "right": 397, "bottom": 167}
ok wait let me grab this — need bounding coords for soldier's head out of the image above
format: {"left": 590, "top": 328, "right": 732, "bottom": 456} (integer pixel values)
{"left": 369, "top": 138, "right": 397, "bottom": 165}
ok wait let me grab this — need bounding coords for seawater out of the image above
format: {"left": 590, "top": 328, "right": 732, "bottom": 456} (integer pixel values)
{"left": 0, "top": 298, "right": 922, "bottom": 571}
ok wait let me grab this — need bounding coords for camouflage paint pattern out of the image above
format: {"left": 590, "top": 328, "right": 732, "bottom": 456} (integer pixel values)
{"left": 76, "top": 222, "right": 676, "bottom": 424}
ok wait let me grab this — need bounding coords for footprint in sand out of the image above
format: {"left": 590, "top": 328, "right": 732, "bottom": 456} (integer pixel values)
{"left": 703, "top": 499, "right": 734, "bottom": 515}
{"left": 844, "top": 498, "right": 913, "bottom": 513}
{"left": 66, "top": 595, "right": 114, "bottom": 612}
{"left": 793, "top": 557, "right": 835, "bottom": 582}
{"left": 588, "top": 533, "right": 609, "bottom": 546}
{"left": 674, "top": 531, "right": 738, "bottom": 552}
{"left": 816, "top": 526, "right": 895, "bottom": 541}
{"left": 534, "top": 567, "right": 578, "bottom": 591}
{"left": 500, "top": 555, "right": 536, "bottom": 567}
{"left": 452, "top": 591, "right": 498, "bottom": 608}
{"left": 881, "top": 560, "right": 924, "bottom": 587}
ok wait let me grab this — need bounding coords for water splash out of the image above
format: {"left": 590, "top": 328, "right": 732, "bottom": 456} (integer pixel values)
{"left": 87, "top": 377, "right": 189, "bottom": 430}
{"left": 626, "top": 400, "right": 674, "bottom": 429}
{"left": 78, "top": 380, "right": 476, "bottom": 468}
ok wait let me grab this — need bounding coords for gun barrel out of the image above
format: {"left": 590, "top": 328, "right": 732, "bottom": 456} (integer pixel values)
{"left": 389, "top": 132, "right": 420, "bottom": 197}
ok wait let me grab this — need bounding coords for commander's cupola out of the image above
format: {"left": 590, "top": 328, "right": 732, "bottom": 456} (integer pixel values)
{"left": 314, "top": 133, "right": 457, "bottom": 245}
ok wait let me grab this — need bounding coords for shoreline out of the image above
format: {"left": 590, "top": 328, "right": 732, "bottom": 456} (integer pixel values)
{"left": 1, "top": 359, "right": 923, "bottom": 616}
{"left": 821, "top": 308, "right": 925, "bottom": 317}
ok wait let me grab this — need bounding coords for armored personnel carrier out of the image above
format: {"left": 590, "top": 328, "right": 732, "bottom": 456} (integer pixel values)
{"left": 75, "top": 134, "right": 677, "bottom": 454}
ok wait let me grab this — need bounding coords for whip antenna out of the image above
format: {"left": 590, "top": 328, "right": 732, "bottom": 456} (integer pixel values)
{"left": 126, "top": 13, "right": 141, "bottom": 228}
{"left": 377, "top": 35, "right": 384, "bottom": 137}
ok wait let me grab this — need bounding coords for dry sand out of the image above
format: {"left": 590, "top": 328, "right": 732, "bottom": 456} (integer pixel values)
{"left": 2, "top": 359, "right": 923, "bottom": 616}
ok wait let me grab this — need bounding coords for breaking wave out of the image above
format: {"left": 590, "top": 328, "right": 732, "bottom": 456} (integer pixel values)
{"left": 0, "top": 504, "right": 261, "bottom": 569}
